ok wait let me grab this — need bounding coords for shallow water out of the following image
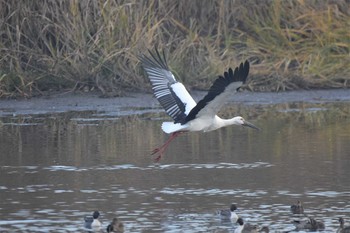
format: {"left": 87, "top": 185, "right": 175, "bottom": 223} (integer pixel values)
{"left": 0, "top": 102, "right": 350, "bottom": 232}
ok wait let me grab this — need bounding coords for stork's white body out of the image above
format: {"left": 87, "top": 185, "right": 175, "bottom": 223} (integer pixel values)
{"left": 162, "top": 115, "right": 243, "bottom": 133}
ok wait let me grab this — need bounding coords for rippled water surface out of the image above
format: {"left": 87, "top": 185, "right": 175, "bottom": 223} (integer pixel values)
{"left": 0, "top": 102, "right": 350, "bottom": 232}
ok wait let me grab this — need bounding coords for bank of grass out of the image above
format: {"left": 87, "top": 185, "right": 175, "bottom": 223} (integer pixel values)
{"left": 0, "top": 0, "right": 349, "bottom": 98}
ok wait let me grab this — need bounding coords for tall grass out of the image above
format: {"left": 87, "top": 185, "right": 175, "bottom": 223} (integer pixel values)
{"left": 0, "top": 0, "right": 349, "bottom": 98}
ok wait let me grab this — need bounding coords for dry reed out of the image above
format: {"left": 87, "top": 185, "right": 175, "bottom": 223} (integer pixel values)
{"left": 0, "top": 0, "right": 349, "bottom": 98}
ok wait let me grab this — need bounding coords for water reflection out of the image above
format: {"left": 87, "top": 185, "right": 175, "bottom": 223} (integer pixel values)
{"left": 0, "top": 102, "right": 350, "bottom": 232}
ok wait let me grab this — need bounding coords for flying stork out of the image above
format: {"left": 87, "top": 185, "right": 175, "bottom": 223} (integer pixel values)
{"left": 139, "top": 49, "right": 259, "bottom": 161}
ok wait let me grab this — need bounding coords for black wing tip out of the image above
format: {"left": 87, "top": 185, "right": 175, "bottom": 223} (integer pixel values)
{"left": 244, "top": 60, "right": 250, "bottom": 68}
{"left": 229, "top": 60, "right": 250, "bottom": 83}
{"left": 139, "top": 47, "right": 169, "bottom": 70}
{"left": 242, "top": 60, "right": 250, "bottom": 80}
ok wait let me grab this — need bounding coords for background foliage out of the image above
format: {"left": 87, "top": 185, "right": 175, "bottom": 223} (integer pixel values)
{"left": 0, "top": 0, "right": 349, "bottom": 98}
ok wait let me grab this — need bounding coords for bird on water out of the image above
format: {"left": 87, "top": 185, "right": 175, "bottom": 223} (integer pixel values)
{"left": 84, "top": 210, "right": 102, "bottom": 230}
{"left": 218, "top": 203, "right": 239, "bottom": 222}
{"left": 234, "top": 218, "right": 269, "bottom": 233}
{"left": 290, "top": 200, "right": 304, "bottom": 214}
{"left": 338, "top": 217, "right": 350, "bottom": 233}
{"left": 139, "top": 48, "right": 259, "bottom": 161}
{"left": 293, "top": 217, "right": 325, "bottom": 231}
{"left": 106, "top": 217, "right": 124, "bottom": 232}
{"left": 234, "top": 217, "right": 259, "bottom": 233}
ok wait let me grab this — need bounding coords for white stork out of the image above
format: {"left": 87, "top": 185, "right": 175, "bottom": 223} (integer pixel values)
{"left": 139, "top": 49, "right": 259, "bottom": 161}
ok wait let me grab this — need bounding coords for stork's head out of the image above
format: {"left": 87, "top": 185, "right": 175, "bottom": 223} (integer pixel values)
{"left": 233, "top": 116, "right": 260, "bottom": 130}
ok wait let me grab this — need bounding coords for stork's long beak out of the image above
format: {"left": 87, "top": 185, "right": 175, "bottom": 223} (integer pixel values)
{"left": 242, "top": 120, "right": 260, "bottom": 130}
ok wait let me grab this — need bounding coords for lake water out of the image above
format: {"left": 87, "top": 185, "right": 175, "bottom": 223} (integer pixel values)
{"left": 0, "top": 101, "right": 349, "bottom": 232}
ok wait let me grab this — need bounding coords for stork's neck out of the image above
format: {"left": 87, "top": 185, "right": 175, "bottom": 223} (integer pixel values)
{"left": 219, "top": 116, "right": 242, "bottom": 127}
{"left": 204, "top": 116, "right": 241, "bottom": 132}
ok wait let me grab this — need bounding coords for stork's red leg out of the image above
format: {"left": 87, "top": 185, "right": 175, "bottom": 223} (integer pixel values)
{"left": 152, "top": 131, "right": 183, "bottom": 162}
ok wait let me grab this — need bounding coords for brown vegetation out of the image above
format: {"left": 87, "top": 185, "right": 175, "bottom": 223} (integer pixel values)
{"left": 0, "top": 0, "right": 349, "bottom": 98}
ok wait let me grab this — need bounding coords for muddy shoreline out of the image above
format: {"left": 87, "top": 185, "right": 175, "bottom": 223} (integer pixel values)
{"left": 0, "top": 89, "right": 349, "bottom": 117}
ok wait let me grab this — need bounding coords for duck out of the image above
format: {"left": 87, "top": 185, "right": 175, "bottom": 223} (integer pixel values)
{"left": 290, "top": 200, "right": 304, "bottom": 214}
{"left": 84, "top": 211, "right": 102, "bottom": 230}
{"left": 294, "top": 217, "right": 325, "bottom": 231}
{"left": 259, "top": 226, "right": 270, "bottom": 232}
{"left": 338, "top": 217, "right": 350, "bottom": 233}
{"left": 106, "top": 217, "right": 124, "bottom": 233}
{"left": 218, "top": 204, "right": 239, "bottom": 222}
{"left": 234, "top": 218, "right": 259, "bottom": 233}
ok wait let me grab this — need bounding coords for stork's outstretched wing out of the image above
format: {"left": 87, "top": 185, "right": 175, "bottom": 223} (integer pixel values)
{"left": 184, "top": 61, "right": 250, "bottom": 123}
{"left": 139, "top": 49, "right": 197, "bottom": 123}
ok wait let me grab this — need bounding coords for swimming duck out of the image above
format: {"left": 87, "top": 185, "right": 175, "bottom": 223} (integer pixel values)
{"left": 294, "top": 217, "right": 325, "bottom": 231}
{"left": 290, "top": 200, "right": 304, "bottom": 214}
{"left": 259, "top": 226, "right": 269, "bottom": 232}
{"left": 218, "top": 204, "right": 239, "bottom": 222}
{"left": 84, "top": 211, "right": 102, "bottom": 230}
{"left": 106, "top": 217, "right": 124, "bottom": 233}
{"left": 234, "top": 218, "right": 259, "bottom": 233}
{"left": 338, "top": 217, "right": 350, "bottom": 233}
